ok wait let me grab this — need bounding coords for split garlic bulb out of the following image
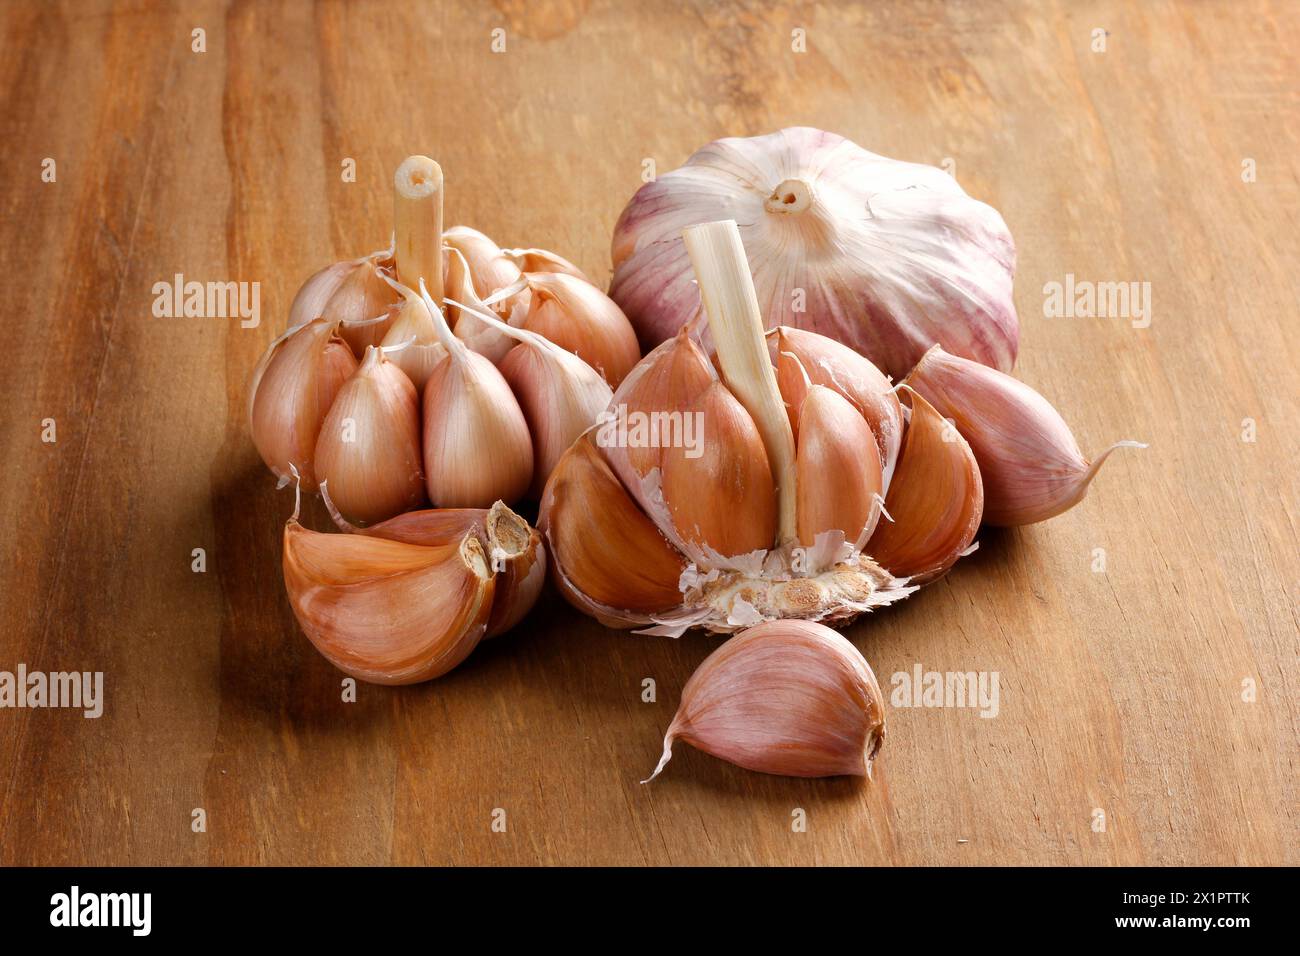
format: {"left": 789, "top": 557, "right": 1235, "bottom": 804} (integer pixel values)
{"left": 540, "top": 220, "right": 984, "bottom": 633}
{"left": 645, "top": 619, "right": 886, "bottom": 780}
{"left": 610, "top": 126, "right": 1018, "bottom": 380}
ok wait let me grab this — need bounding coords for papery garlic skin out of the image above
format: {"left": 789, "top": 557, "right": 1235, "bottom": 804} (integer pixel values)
{"left": 610, "top": 127, "right": 1018, "bottom": 380}
{"left": 905, "top": 346, "right": 1144, "bottom": 526}
{"left": 645, "top": 620, "right": 885, "bottom": 781}
{"left": 249, "top": 319, "right": 358, "bottom": 491}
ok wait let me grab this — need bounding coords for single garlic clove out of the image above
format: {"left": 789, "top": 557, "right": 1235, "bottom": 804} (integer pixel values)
{"left": 446, "top": 243, "right": 522, "bottom": 363}
{"left": 249, "top": 319, "right": 358, "bottom": 491}
{"left": 288, "top": 251, "right": 403, "bottom": 356}
{"left": 775, "top": 326, "right": 902, "bottom": 492}
{"left": 611, "top": 127, "right": 1018, "bottom": 380}
{"left": 538, "top": 435, "right": 688, "bottom": 621}
{"left": 519, "top": 272, "right": 641, "bottom": 387}
{"left": 498, "top": 338, "right": 613, "bottom": 498}
{"left": 866, "top": 390, "right": 983, "bottom": 583}
{"left": 343, "top": 500, "right": 546, "bottom": 640}
{"left": 501, "top": 246, "right": 589, "bottom": 281}
{"left": 795, "top": 385, "right": 883, "bottom": 548}
{"left": 422, "top": 345, "right": 534, "bottom": 508}
{"left": 661, "top": 381, "right": 777, "bottom": 559}
{"left": 378, "top": 274, "right": 448, "bottom": 391}
{"left": 905, "top": 346, "right": 1145, "bottom": 526}
{"left": 600, "top": 327, "right": 717, "bottom": 506}
{"left": 443, "top": 225, "right": 525, "bottom": 301}
{"left": 314, "top": 346, "right": 425, "bottom": 526}
{"left": 283, "top": 521, "right": 495, "bottom": 685}
{"left": 645, "top": 619, "right": 886, "bottom": 781}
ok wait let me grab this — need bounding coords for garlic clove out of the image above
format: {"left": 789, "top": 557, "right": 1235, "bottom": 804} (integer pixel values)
{"left": 498, "top": 339, "right": 614, "bottom": 498}
{"left": 283, "top": 520, "right": 495, "bottom": 685}
{"left": 795, "top": 385, "right": 883, "bottom": 548}
{"left": 518, "top": 272, "right": 641, "bottom": 387}
{"left": 444, "top": 225, "right": 525, "bottom": 300}
{"left": 320, "top": 494, "right": 545, "bottom": 640}
{"left": 866, "top": 390, "right": 983, "bottom": 583}
{"left": 905, "top": 346, "right": 1145, "bottom": 526}
{"left": 600, "top": 327, "right": 717, "bottom": 502}
{"left": 501, "top": 246, "right": 589, "bottom": 281}
{"left": 538, "top": 435, "right": 688, "bottom": 620}
{"left": 611, "top": 127, "right": 1018, "bottom": 380}
{"left": 314, "top": 346, "right": 425, "bottom": 526}
{"left": 288, "top": 250, "right": 403, "bottom": 356}
{"left": 775, "top": 326, "right": 902, "bottom": 492}
{"left": 645, "top": 619, "right": 886, "bottom": 781}
{"left": 379, "top": 281, "right": 448, "bottom": 390}
{"left": 446, "top": 244, "right": 522, "bottom": 363}
{"left": 661, "top": 382, "right": 777, "bottom": 559}
{"left": 422, "top": 345, "right": 534, "bottom": 508}
{"left": 479, "top": 500, "right": 548, "bottom": 638}
{"left": 249, "top": 319, "right": 358, "bottom": 491}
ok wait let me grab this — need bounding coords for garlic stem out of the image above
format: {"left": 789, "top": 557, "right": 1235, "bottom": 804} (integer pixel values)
{"left": 681, "top": 220, "right": 798, "bottom": 546}
{"left": 393, "top": 155, "right": 444, "bottom": 303}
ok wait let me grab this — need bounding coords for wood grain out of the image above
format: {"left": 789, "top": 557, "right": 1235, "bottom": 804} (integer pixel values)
{"left": 0, "top": 0, "right": 1295, "bottom": 866}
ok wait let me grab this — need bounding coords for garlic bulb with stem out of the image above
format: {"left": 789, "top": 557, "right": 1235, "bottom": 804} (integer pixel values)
{"left": 540, "top": 219, "right": 986, "bottom": 634}
{"left": 645, "top": 619, "right": 886, "bottom": 781}
{"left": 904, "top": 345, "right": 1146, "bottom": 525}
{"left": 610, "top": 127, "right": 1018, "bottom": 380}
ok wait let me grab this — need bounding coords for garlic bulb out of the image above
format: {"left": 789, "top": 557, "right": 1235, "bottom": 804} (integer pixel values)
{"left": 249, "top": 319, "right": 358, "bottom": 491}
{"left": 540, "top": 219, "right": 984, "bottom": 634}
{"left": 313, "top": 345, "right": 425, "bottom": 526}
{"left": 610, "top": 127, "right": 1018, "bottom": 380}
{"left": 282, "top": 483, "right": 544, "bottom": 684}
{"left": 256, "top": 154, "right": 642, "bottom": 527}
{"left": 645, "top": 619, "right": 885, "bottom": 780}
{"left": 905, "top": 346, "right": 1145, "bottom": 525}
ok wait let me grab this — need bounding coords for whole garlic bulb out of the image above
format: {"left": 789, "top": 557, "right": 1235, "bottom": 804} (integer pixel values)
{"left": 645, "top": 619, "right": 886, "bottom": 780}
{"left": 252, "top": 154, "right": 642, "bottom": 523}
{"left": 610, "top": 127, "right": 1018, "bottom": 380}
{"left": 540, "top": 220, "right": 983, "bottom": 634}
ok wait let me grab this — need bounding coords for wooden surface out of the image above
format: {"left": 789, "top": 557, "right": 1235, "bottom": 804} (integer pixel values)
{"left": 1, "top": 0, "right": 1296, "bottom": 866}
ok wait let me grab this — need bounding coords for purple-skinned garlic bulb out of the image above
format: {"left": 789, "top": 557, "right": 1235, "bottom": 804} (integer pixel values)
{"left": 610, "top": 126, "right": 1018, "bottom": 380}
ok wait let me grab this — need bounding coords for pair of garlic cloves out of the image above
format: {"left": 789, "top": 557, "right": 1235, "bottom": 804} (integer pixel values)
{"left": 646, "top": 620, "right": 886, "bottom": 781}
{"left": 285, "top": 490, "right": 545, "bottom": 684}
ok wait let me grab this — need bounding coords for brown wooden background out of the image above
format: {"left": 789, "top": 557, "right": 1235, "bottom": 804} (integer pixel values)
{"left": 0, "top": 0, "right": 1295, "bottom": 866}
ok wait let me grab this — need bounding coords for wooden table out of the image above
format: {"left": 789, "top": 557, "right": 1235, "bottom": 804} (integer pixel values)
{"left": 1, "top": 0, "right": 1295, "bottom": 866}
